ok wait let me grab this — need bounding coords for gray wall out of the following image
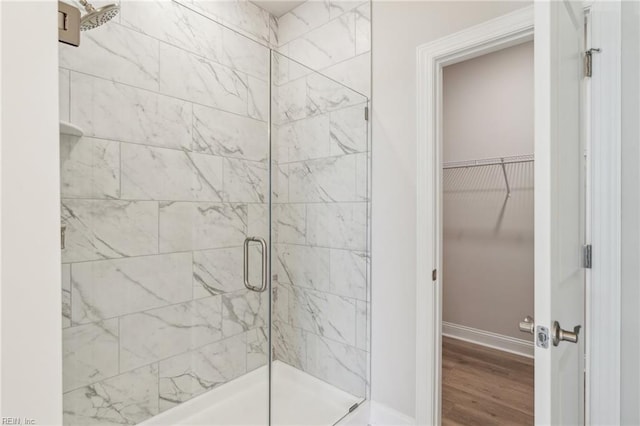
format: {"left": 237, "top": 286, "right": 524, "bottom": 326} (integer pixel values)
{"left": 371, "top": 1, "right": 531, "bottom": 417}
{"left": 442, "top": 42, "right": 534, "bottom": 341}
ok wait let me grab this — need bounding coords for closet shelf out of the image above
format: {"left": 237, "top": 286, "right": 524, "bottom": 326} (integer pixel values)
{"left": 443, "top": 154, "right": 534, "bottom": 197}
{"left": 442, "top": 154, "right": 534, "bottom": 170}
{"left": 59, "top": 121, "right": 84, "bottom": 137}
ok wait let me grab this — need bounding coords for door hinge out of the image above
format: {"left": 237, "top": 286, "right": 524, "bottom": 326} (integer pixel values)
{"left": 432, "top": 269, "right": 437, "bottom": 281}
{"left": 364, "top": 105, "right": 369, "bottom": 121}
{"left": 583, "top": 244, "right": 592, "bottom": 269}
{"left": 584, "top": 48, "right": 601, "bottom": 78}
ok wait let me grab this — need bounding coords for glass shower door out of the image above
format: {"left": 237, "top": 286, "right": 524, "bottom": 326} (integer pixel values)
{"left": 269, "top": 51, "right": 371, "bottom": 425}
{"left": 59, "top": 1, "right": 271, "bottom": 422}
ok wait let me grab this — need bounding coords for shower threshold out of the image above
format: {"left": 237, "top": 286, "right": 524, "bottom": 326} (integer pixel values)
{"left": 141, "top": 361, "right": 362, "bottom": 426}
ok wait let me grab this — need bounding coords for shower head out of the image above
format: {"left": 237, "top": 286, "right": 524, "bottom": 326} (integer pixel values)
{"left": 78, "top": 0, "right": 119, "bottom": 31}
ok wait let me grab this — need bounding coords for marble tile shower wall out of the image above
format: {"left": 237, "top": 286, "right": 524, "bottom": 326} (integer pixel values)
{"left": 270, "top": 0, "right": 371, "bottom": 398}
{"left": 59, "top": 1, "right": 273, "bottom": 424}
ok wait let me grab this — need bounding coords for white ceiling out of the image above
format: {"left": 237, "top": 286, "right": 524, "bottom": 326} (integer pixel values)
{"left": 250, "top": 0, "right": 306, "bottom": 17}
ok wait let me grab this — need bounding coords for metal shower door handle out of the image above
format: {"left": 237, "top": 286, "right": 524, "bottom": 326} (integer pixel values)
{"left": 243, "top": 237, "right": 268, "bottom": 292}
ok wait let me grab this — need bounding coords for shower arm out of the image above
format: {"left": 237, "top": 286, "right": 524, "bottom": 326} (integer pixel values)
{"left": 77, "top": 0, "right": 96, "bottom": 13}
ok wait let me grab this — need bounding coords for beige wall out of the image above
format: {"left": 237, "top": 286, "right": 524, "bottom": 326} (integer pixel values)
{"left": 442, "top": 42, "right": 534, "bottom": 341}
{"left": 443, "top": 42, "right": 534, "bottom": 162}
{"left": 371, "top": 1, "right": 531, "bottom": 417}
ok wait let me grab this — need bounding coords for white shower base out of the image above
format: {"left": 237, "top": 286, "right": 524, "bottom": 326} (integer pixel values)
{"left": 141, "top": 361, "right": 362, "bottom": 426}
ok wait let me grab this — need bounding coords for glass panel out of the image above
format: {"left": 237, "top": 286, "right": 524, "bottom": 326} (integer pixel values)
{"left": 59, "top": 1, "right": 270, "bottom": 424}
{"left": 270, "top": 51, "right": 370, "bottom": 425}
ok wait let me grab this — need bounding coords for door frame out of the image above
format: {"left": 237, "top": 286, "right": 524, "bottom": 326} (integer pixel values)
{"left": 414, "top": 3, "right": 622, "bottom": 424}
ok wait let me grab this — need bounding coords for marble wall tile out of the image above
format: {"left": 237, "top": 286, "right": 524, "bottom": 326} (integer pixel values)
{"left": 273, "top": 204, "right": 306, "bottom": 244}
{"left": 247, "top": 203, "right": 268, "bottom": 240}
{"left": 221, "top": 289, "right": 268, "bottom": 337}
{"left": 328, "top": 0, "right": 363, "bottom": 19}
{"left": 356, "top": 152, "right": 369, "bottom": 201}
{"left": 61, "top": 199, "right": 158, "bottom": 263}
{"left": 329, "top": 103, "right": 367, "bottom": 155}
{"left": 60, "top": 136, "right": 120, "bottom": 199}
{"left": 273, "top": 77, "right": 308, "bottom": 124}
{"left": 306, "top": 333, "right": 366, "bottom": 397}
{"left": 121, "top": 144, "right": 224, "bottom": 202}
{"left": 289, "top": 155, "right": 357, "bottom": 203}
{"left": 193, "top": 247, "right": 244, "bottom": 298}
{"left": 272, "top": 320, "right": 306, "bottom": 370}
{"left": 247, "top": 76, "right": 269, "bottom": 122}
{"left": 159, "top": 202, "right": 247, "bottom": 252}
{"left": 62, "top": 264, "right": 71, "bottom": 328}
{"left": 278, "top": 114, "right": 331, "bottom": 163}
{"left": 271, "top": 46, "right": 290, "bottom": 85}
{"left": 272, "top": 283, "right": 290, "bottom": 324}
{"left": 354, "top": 3, "right": 371, "bottom": 55}
{"left": 158, "top": 334, "right": 246, "bottom": 411}
{"left": 277, "top": 1, "right": 331, "bottom": 46}
{"left": 193, "top": 104, "right": 268, "bottom": 161}
{"left": 223, "top": 158, "right": 268, "bottom": 203}
{"left": 269, "top": 15, "right": 279, "bottom": 48}
{"left": 60, "top": 68, "right": 70, "bottom": 121}
{"left": 63, "top": 364, "right": 159, "bottom": 426}
{"left": 186, "top": 0, "right": 270, "bottom": 45}
{"left": 276, "top": 244, "right": 330, "bottom": 292}
{"left": 288, "top": 14, "right": 356, "bottom": 72}
{"left": 320, "top": 52, "right": 371, "bottom": 98}
{"left": 220, "top": 26, "right": 269, "bottom": 81}
{"left": 273, "top": 164, "right": 290, "bottom": 203}
{"left": 356, "top": 300, "right": 369, "bottom": 351}
{"left": 120, "top": 296, "right": 223, "bottom": 371}
{"left": 288, "top": 286, "right": 356, "bottom": 346}
{"left": 63, "top": 320, "right": 119, "bottom": 392}
{"left": 307, "top": 72, "right": 366, "bottom": 116}
{"left": 70, "top": 72, "right": 192, "bottom": 150}
{"left": 246, "top": 327, "right": 268, "bottom": 371}
{"left": 120, "top": 0, "right": 222, "bottom": 63}
{"left": 159, "top": 44, "right": 248, "bottom": 116}
{"left": 60, "top": 22, "right": 159, "bottom": 91}
{"left": 306, "top": 202, "right": 366, "bottom": 250}
{"left": 71, "top": 253, "right": 193, "bottom": 324}
{"left": 330, "top": 249, "right": 367, "bottom": 300}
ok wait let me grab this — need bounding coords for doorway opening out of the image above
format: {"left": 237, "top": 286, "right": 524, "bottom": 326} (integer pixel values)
{"left": 440, "top": 41, "right": 535, "bottom": 425}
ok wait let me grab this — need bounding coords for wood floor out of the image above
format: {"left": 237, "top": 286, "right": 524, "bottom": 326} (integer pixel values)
{"left": 442, "top": 337, "right": 534, "bottom": 426}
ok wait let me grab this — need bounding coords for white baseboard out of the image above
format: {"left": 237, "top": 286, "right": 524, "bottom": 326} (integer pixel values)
{"left": 442, "top": 321, "right": 534, "bottom": 358}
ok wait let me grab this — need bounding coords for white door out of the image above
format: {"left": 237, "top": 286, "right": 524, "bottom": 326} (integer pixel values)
{"left": 534, "top": 1, "right": 586, "bottom": 424}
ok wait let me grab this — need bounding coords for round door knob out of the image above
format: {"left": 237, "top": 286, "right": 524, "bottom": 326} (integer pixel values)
{"left": 552, "top": 321, "right": 581, "bottom": 346}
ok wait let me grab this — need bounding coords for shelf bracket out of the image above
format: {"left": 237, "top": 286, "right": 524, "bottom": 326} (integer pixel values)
{"left": 500, "top": 158, "right": 511, "bottom": 197}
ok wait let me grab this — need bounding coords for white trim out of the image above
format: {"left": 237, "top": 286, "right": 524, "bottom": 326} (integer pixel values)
{"left": 442, "top": 322, "right": 534, "bottom": 359}
{"left": 415, "top": 7, "right": 534, "bottom": 425}
{"left": 588, "top": 1, "right": 622, "bottom": 424}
